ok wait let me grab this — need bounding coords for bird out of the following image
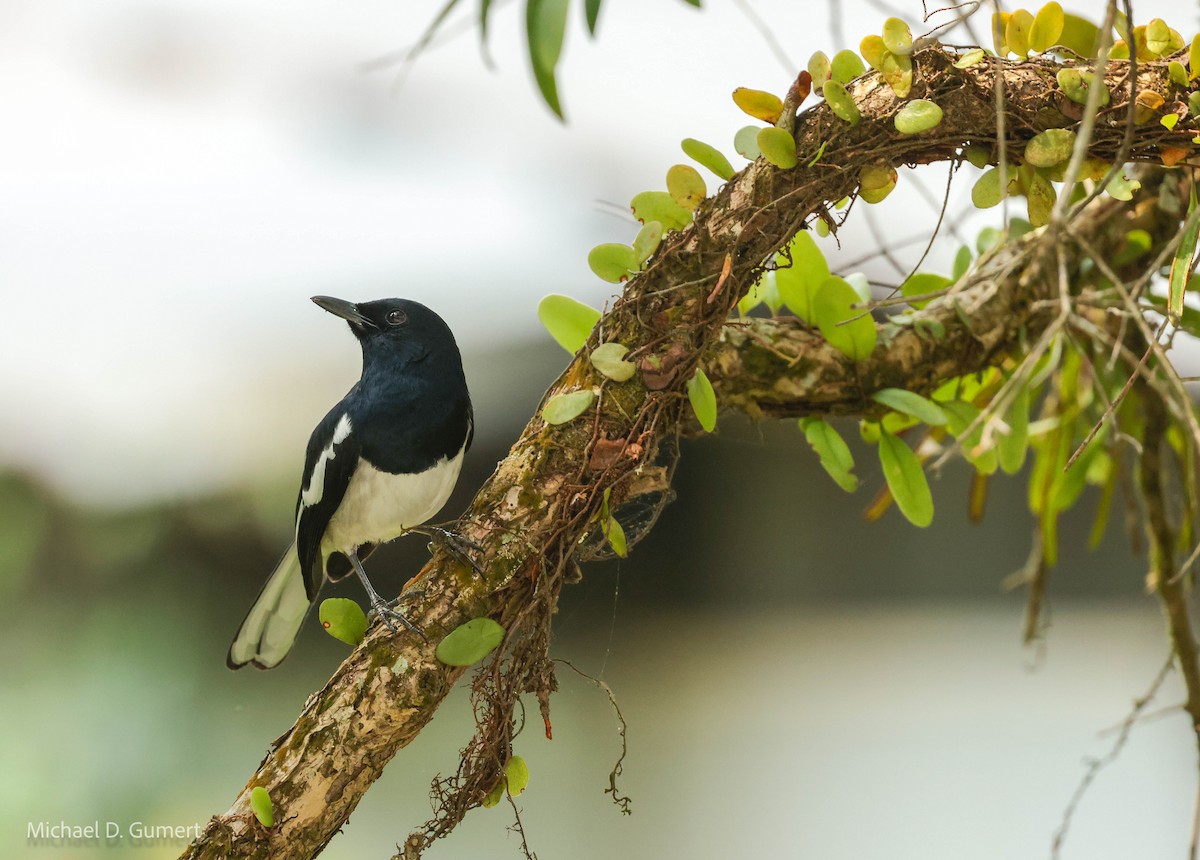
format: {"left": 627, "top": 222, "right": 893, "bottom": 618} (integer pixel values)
{"left": 227, "top": 295, "right": 474, "bottom": 670}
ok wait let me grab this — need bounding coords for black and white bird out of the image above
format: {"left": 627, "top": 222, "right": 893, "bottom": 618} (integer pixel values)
{"left": 227, "top": 296, "right": 473, "bottom": 670}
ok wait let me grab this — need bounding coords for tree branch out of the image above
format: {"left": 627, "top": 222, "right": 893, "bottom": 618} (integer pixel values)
{"left": 180, "top": 48, "right": 1193, "bottom": 860}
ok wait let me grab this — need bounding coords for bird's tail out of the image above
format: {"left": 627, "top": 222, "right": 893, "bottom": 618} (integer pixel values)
{"left": 227, "top": 543, "right": 313, "bottom": 670}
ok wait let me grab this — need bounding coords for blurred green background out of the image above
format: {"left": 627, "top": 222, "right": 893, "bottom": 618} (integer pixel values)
{"left": 2, "top": 1, "right": 1196, "bottom": 859}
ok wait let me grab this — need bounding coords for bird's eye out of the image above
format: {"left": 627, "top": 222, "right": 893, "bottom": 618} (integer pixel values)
{"left": 385, "top": 309, "right": 407, "bottom": 326}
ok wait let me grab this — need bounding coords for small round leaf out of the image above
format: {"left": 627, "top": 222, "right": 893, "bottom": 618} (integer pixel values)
{"left": 1024, "top": 128, "right": 1076, "bottom": 167}
{"left": 687, "top": 368, "right": 718, "bottom": 432}
{"left": 830, "top": 49, "right": 866, "bottom": 83}
{"left": 859, "top": 164, "right": 897, "bottom": 204}
{"left": 807, "top": 51, "right": 831, "bottom": 90}
{"left": 822, "top": 81, "right": 861, "bottom": 125}
{"left": 882, "top": 17, "right": 913, "bottom": 55}
{"left": 666, "top": 164, "right": 707, "bottom": 211}
{"left": 894, "top": 99, "right": 942, "bottom": 134}
{"left": 250, "top": 787, "right": 274, "bottom": 828}
{"left": 630, "top": 191, "right": 691, "bottom": 231}
{"left": 505, "top": 755, "right": 530, "bottom": 797}
{"left": 632, "top": 221, "right": 663, "bottom": 266}
{"left": 587, "top": 243, "right": 636, "bottom": 283}
{"left": 954, "top": 48, "right": 985, "bottom": 68}
{"left": 732, "top": 87, "right": 784, "bottom": 123}
{"left": 542, "top": 389, "right": 595, "bottom": 425}
{"left": 1056, "top": 68, "right": 1109, "bottom": 106}
{"left": 734, "top": 125, "right": 762, "bottom": 159}
{"left": 757, "top": 127, "right": 798, "bottom": 169}
{"left": 681, "top": 138, "right": 735, "bottom": 180}
{"left": 860, "top": 34, "right": 887, "bottom": 70}
{"left": 1029, "top": 1, "right": 1065, "bottom": 52}
{"left": 319, "top": 598, "right": 368, "bottom": 646}
{"left": 537, "top": 294, "right": 600, "bottom": 353}
{"left": 590, "top": 342, "right": 636, "bottom": 382}
{"left": 435, "top": 617, "right": 505, "bottom": 667}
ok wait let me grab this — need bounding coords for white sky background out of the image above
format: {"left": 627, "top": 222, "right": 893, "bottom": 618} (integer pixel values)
{"left": 0, "top": 0, "right": 1196, "bottom": 504}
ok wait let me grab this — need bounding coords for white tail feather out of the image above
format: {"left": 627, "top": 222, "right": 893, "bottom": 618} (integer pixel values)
{"left": 227, "top": 543, "right": 312, "bottom": 669}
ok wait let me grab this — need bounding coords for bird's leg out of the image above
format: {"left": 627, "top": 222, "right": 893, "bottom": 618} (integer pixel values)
{"left": 411, "top": 525, "right": 486, "bottom": 580}
{"left": 348, "top": 551, "right": 426, "bottom": 639}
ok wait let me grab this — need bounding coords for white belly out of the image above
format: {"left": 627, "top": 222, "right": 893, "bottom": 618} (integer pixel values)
{"left": 321, "top": 449, "right": 464, "bottom": 556}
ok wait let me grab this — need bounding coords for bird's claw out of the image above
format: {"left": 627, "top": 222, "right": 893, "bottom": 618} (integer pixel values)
{"left": 427, "top": 527, "right": 487, "bottom": 580}
{"left": 367, "top": 597, "right": 427, "bottom": 641}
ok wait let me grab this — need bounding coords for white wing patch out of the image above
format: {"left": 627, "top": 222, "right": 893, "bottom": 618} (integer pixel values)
{"left": 301, "top": 413, "right": 352, "bottom": 509}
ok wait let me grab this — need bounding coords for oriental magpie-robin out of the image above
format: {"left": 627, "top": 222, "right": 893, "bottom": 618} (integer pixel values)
{"left": 227, "top": 296, "right": 473, "bottom": 670}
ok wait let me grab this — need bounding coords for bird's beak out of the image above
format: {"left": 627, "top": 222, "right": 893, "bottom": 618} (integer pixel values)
{"left": 311, "top": 296, "right": 376, "bottom": 329}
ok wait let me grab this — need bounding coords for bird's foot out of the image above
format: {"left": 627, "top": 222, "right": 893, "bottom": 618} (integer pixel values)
{"left": 367, "top": 596, "right": 427, "bottom": 641}
{"left": 426, "top": 527, "right": 487, "bottom": 580}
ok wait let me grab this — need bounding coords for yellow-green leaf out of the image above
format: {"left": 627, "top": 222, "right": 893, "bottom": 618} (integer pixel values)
{"left": 830, "top": 49, "right": 866, "bottom": 83}
{"left": 998, "top": 385, "right": 1031, "bottom": 475}
{"left": 860, "top": 34, "right": 887, "bottom": 70}
{"left": 1006, "top": 8, "right": 1034, "bottom": 57}
{"left": 482, "top": 781, "right": 504, "bottom": 808}
{"left": 1168, "top": 188, "right": 1199, "bottom": 327}
{"left": 807, "top": 51, "right": 831, "bottom": 90}
{"left": 900, "top": 271, "right": 952, "bottom": 309}
{"left": 822, "top": 80, "right": 861, "bottom": 125}
{"left": 666, "top": 164, "right": 707, "bottom": 211}
{"left": 1025, "top": 171, "right": 1056, "bottom": 228}
{"left": 732, "top": 87, "right": 784, "bottom": 123}
{"left": 542, "top": 389, "right": 595, "bottom": 425}
{"left": 687, "top": 368, "right": 717, "bottom": 432}
{"left": 860, "top": 164, "right": 897, "bottom": 204}
{"left": 318, "top": 598, "right": 368, "bottom": 646}
{"left": 757, "top": 127, "right": 798, "bottom": 169}
{"left": 882, "top": 17, "right": 913, "bottom": 55}
{"left": 1162, "top": 112, "right": 1180, "bottom": 131}
{"left": 630, "top": 191, "right": 692, "bottom": 231}
{"left": 992, "top": 11, "right": 1012, "bottom": 55}
{"left": 436, "top": 617, "right": 505, "bottom": 666}
{"left": 800, "top": 417, "right": 859, "bottom": 492}
{"left": 1169, "top": 62, "right": 1189, "bottom": 87}
{"left": 537, "top": 294, "right": 600, "bottom": 353}
{"left": 590, "top": 342, "right": 636, "bottom": 382}
{"left": 505, "top": 756, "right": 530, "bottom": 797}
{"left": 954, "top": 48, "right": 985, "bottom": 68}
{"left": 813, "top": 276, "right": 877, "bottom": 361}
{"left": 681, "top": 138, "right": 735, "bottom": 180}
{"left": 880, "top": 50, "right": 913, "bottom": 97}
{"left": 1029, "top": 2, "right": 1064, "bottom": 52}
{"left": 734, "top": 125, "right": 762, "bottom": 159}
{"left": 603, "top": 513, "right": 627, "bottom": 557}
{"left": 1024, "top": 128, "right": 1076, "bottom": 167}
{"left": 894, "top": 99, "right": 942, "bottom": 134}
{"left": 1056, "top": 68, "right": 1109, "bottom": 106}
{"left": 878, "top": 430, "right": 934, "bottom": 527}
{"left": 1191, "top": 33, "right": 1200, "bottom": 80}
{"left": 250, "top": 786, "right": 274, "bottom": 828}
{"left": 872, "top": 387, "right": 948, "bottom": 426}
{"left": 632, "top": 221, "right": 663, "bottom": 266}
{"left": 587, "top": 243, "right": 636, "bottom": 283}
{"left": 775, "top": 230, "right": 830, "bottom": 322}
{"left": 1145, "top": 18, "right": 1172, "bottom": 56}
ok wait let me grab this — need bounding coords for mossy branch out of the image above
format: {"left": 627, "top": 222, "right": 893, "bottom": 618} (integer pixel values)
{"left": 179, "top": 48, "right": 1195, "bottom": 860}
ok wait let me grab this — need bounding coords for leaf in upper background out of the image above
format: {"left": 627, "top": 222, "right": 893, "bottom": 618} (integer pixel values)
{"left": 527, "top": 0, "right": 570, "bottom": 119}
{"left": 1029, "top": 2, "right": 1064, "bottom": 52}
{"left": 584, "top": 0, "right": 602, "bottom": 35}
{"left": 801, "top": 418, "right": 859, "bottom": 492}
{"left": 813, "top": 277, "right": 877, "bottom": 361}
{"left": 538, "top": 295, "right": 600, "bottom": 352}
{"left": 872, "top": 388, "right": 948, "bottom": 426}
{"left": 687, "top": 368, "right": 717, "bottom": 432}
{"left": 776, "top": 231, "right": 830, "bottom": 322}
{"left": 878, "top": 430, "right": 934, "bottom": 527}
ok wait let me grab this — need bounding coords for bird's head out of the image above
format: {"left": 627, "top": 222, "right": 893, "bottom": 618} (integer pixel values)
{"left": 311, "top": 295, "right": 460, "bottom": 367}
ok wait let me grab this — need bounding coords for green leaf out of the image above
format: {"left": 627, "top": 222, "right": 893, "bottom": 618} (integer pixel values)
{"left": 1056, "top": 68, "right": 1109, "bottom": 107}
{"left": 1006, "top": 8, "right": 1034, "bottom": 57}
{"left": 822, "top": 81, "right": 861, "bottom": 125}
{"left": 902, "top": 269, "right": 952, "bottom": 309}
{"left": 880, "top": 50, "right": 912, "bottom": 97}
{"left": 954, "top": 48, "right": 985, "bottom": 68}
{"left": 878, "top": 430, "right": 934, "bottom": 527}
{"left": 542, "top": 389, "right": 595, "bottom": 425}
{"left": 860, "top": 34, "right": 887, "bottom": 69}
{"left": 250, "top": 786, "right": 274, "bottom": 828}
{"left": 681, "top": 138, "right": 735, "bottom": 180}
{"left": 732, "top": 87, "right": 784, "bottom": 123}
{"left": 894, "top": 99, "right": 943, "bottom": 134}
{"left": 776, "top": 231, "right": 830, "bottom": 322}
{"left": 632, "top": 221, "right": 663, "bottom": 266}
{"left": 318, "top": 598, "right": 368, "bottom": 646}
{"left": 630, "top": 190, "right": 692, "bottom": 231}
{"left": 756, "top": 127, "right": 798, "bottom": 169}
{"left": 482, "top": 781, "right": 504, "bottom": 808}
{"left": 587, "top": 243, "right": 636, "bottom": 283}
{"left": 953, "top": 245, "right": 972, "bottom": 280}
{"left": 526, "top": 0, "right": 569, "bottom": 119}
{"left": 1106, "top": 172, "right": 1141, "bottom": 201}
{"left": 1169, "top": 62, "right": 1188, "bottom": 87}
{"left": 859, "top": 164, "right": 897, "bottom": 204}
{"left": 590, "top": 342, "right": 636, "bottom": 382}
{"left": 1057, "top": 13, "right": 1099, "bottom": 57}
{"left": 666, "top": 164, "right": 707, "bottom": 211}
{"left": 505, "top": 755, "right": 530, "bottom": 796}
{"left": 538, "top": 294, "right": 600, "bottom": 353}
{"left": 830, "top": 49, "right": 866, "bottom": 83}
{"left": 734, "top": 125, "right": 762, "bottom": 159}
{"left": 807, "top": 51, "right": 831, "bottom": 91}
{"left": 940, "top": 399, "right": 997, "bottom": 474}
{"left": 872, "top": 388, "right": 949, "bottom": 425}
{"left": 687, "top": 368, "right": 717, "bottom": 432}
{"left": 813, "top": 276, "right": 877, "bottom": 361}
{"left": 584, "top": 0, "right": 602, "bottom": 35}
{"left": 971, "top": 166, "right": 1011, "bottom": 209}
{"left": 1191, "top": 33, "right": 1200, "bottom": 80}
{"left": 1146, "top": 18, "right": 1172, "bottom": 56}
{"left": 801, "top": 417, "right": 859, "bottom": 492}
{"left": 882, "top": 17, "right": 913, "bottom": 55}
{"left": 1024, "top": 128, "right": 1076, "bottom": 168}
{"left": 965, "top": 144, "right": 991, "bottom": 169}
{"left": 603, "top": 513, "right": 628, "bottom": 557}
{"left": 998, "top": 385, "right": 1030, "bottom": 474}
{"left": 435, "top": 617, "right": 505, "bottom": 666}
{"left": 1025, "top": 171, "right": 1056, "bottom": 228}
{"left": 1028, "top": 1, "right": 1064, "bottom": 52}
{"left": 1168, "top": 187, "right": 1199, "bottom": 327}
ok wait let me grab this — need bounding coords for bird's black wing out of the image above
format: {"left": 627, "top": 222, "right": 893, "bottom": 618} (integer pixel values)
{"left": 294, "top": 408, "right": 360, "bottom": 599}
